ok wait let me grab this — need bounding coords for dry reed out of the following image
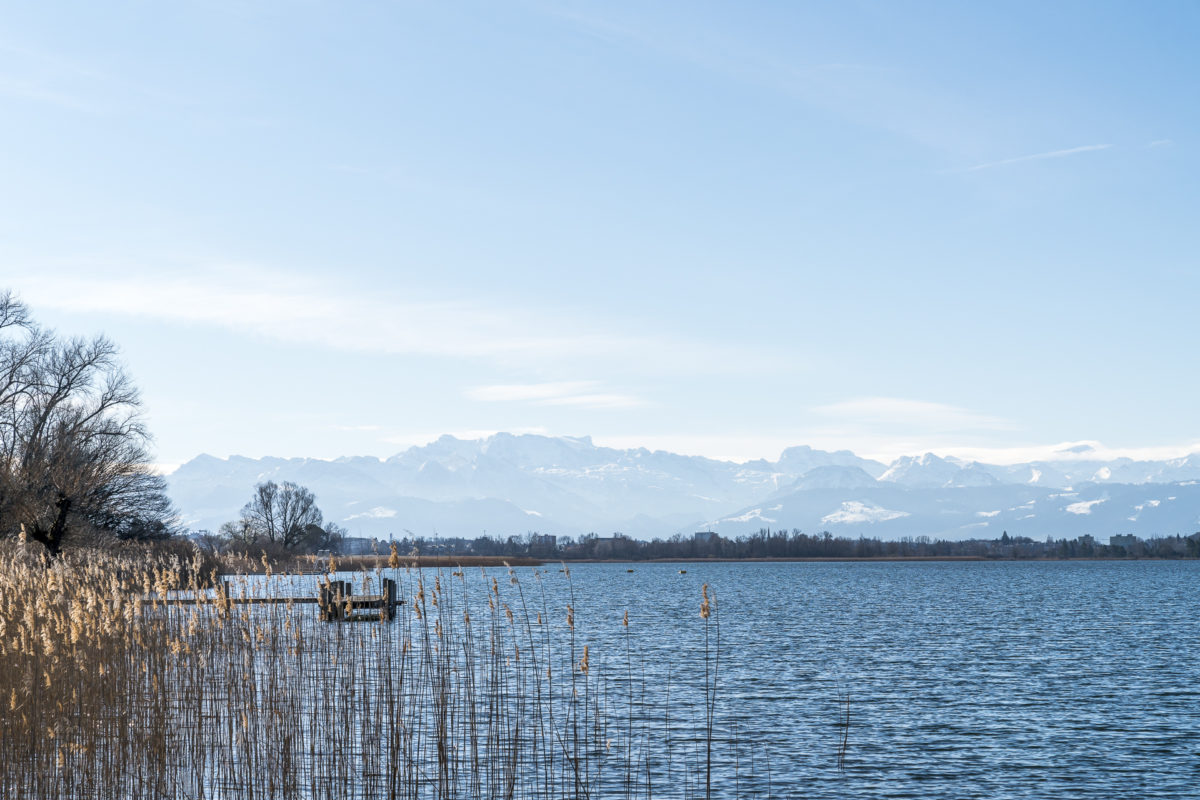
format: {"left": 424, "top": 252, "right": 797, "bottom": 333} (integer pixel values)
{"left": 0, "top": 543, "right": 729, "bottom": 799}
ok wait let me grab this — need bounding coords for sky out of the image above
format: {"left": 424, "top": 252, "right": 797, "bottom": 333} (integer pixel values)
{"left": 2, "top": 0, "right": 1198, "bottom": 470}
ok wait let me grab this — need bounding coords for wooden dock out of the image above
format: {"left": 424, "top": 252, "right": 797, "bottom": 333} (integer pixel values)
{"left": 317, "top": 579, "right": 400, "bottom": 622}
{"left": 164, "top": 580, "right": 404, "bottom": 622}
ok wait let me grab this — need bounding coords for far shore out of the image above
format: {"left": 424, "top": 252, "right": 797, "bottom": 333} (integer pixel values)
{"left": 223, "top": 554, "right": 545, "bottom": 574}
{"left": 221, "top": 553, "right": 1196, "bottom": 574}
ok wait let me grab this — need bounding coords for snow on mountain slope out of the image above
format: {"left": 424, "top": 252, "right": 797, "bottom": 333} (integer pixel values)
{"left": 944, "top": 463, "right": 1001, "bottom": 488}
{"left": 709, "top": 481, "right": 1200, "bottom": 540}
{"left": 878, "top": 453, "right": 963, "bottom": 487}
{"left": 820, "top": 501, "right": 908, "bottom": 525}
{"left": 167, "top": 434, "right": 1200, "bottom": 540}
{"left": 774, "top": 445, "right": 887, "bottom": 479}
{"left": 169, "top": 434, "right": 794, "bottom": 535}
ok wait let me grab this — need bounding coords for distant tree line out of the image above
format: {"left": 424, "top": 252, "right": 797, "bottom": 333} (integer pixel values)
{"left": 0, "top": 291, "right": 175, "bottom": 555}
{"left": 369, "top": 528, "right": 1200, "bottom": 561}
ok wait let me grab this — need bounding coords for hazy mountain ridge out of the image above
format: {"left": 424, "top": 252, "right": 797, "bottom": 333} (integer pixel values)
{"left": 167, "top": 434, "right": 1200, "bottom": 540}
{"left": 712, "top": 481, "right": 1200, "bottom": 540}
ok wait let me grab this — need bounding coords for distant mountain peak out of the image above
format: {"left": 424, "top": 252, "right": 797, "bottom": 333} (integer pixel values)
{"left": 166, "top": 433, "right": 1200, "bottom": 540}
{"left": 790, "top": 465, "right": 878, "bottom": 491}
{"left": 878, "top": 453, "right": 960, "bottom": 487}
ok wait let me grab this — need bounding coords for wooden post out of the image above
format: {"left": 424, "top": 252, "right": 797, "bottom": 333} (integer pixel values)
{"left": 383, "top": 578, "right": 396, "bottom": 621}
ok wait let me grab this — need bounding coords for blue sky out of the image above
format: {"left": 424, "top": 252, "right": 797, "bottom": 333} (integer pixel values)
{"left": 2, "top": 1, "right": 1197, "bottom": 468}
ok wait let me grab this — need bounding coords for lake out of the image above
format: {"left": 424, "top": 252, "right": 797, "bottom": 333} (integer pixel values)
{"left": 125, "top": 560, "right": 1200, "bottom": 798}
{"left": 523, "top": 560, "right": 1200, "bottom": 799}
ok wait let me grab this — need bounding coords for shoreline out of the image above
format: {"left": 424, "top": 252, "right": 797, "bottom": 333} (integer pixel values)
{"left": 557, "top": 555, "right": 1194, "bottom": 564}
{"left": 223, "top": 554, "right": 546, "bottom": 574}
{"left": 218, "top": 553, "right": 1196, "bottom": 574}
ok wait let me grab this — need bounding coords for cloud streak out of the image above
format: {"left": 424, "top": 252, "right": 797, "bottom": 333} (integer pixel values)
{"left": 0, "top": 40, "right": 113, "bottom": 112}
{"left": 964, "top": 143, "right": 1112, "bottom": 172}
{"left": 467, "top": 381, "right": 643, "bottom": 410}
{"left": 812, "top": 397, "right": 1015, "bottom": 432}
{"left": 15, "top": 269, "right": 592, "bottom": 359}
{"left": 12, "top": 266, "right": 758, "bottom": 376}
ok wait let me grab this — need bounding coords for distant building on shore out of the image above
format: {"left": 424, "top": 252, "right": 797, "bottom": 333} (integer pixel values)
{"left": 1109, "top": 534, "right": 1143, "bottom": 555}
{"left": 592, "top": 533, "right": 632, "bottom": 558}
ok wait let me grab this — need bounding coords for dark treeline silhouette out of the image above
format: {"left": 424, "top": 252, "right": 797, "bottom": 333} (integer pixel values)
{"left": 0, "top": 290, "right": 175, "bottom": 555}
{"left": 375, "top": 528, "right": 1200, "bottom": 561}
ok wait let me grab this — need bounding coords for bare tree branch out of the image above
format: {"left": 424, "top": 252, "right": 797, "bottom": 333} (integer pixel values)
{"left": 227, "top": 480, "right": 331, "bottom": 552}
{"left": 0, "top": 290, "right": 176, "bottom": 554}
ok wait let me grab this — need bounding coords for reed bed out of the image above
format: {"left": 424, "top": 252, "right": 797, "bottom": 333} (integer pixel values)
{"left": 0, "top": 542, "right": 732, "bottom": 800}
{"left": 219, "top": 552, "right": 545, "bottom": 575}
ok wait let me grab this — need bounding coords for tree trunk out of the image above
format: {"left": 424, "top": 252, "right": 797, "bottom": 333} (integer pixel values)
{"left": 28, "top": 493, "right": 70, "bottom": 557}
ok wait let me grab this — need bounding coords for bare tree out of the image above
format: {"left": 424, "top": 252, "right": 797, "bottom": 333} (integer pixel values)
{"left": 233, "top": 480, "right": 328, "bottom": 551}
{"left": 242, "top": 481, "right": 282, "bottom": 543}
{"left": 0, "top": 290, "right": 175, "bottom": 555}
{"left": 218, "top": 518, "right": 258, "bottom": 548}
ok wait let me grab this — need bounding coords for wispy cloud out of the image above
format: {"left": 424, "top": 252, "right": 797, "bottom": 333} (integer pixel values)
{"left": 812, "top": 397, "right": 1015, "bottom": 432}
{"left": 346, "top": 506, "right": 397, "bottom": 520}
{"left": 963, "top": 143, "right": 1112, "bottom": 172}
{"left": 16, "top": 268, "right": 567, "bottom": 359}
{"left": 0, "top": 74, "right": 96, "bottom": 111}
{"left": 922, "top": 440, "right": 1200, "bottom": 466}
{"left": 12, "top": 266, "right": 758, "bottom": 375}
{"left": 0, "top": 40, "right": 110, "bottom": 112}
{"left": 466, "top": 381, "right": 643, "bottom": 410}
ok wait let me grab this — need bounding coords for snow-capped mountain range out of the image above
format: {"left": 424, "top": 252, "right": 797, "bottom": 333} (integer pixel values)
{"left": 166, "top": 434, "right": 1200, "bottom": 541}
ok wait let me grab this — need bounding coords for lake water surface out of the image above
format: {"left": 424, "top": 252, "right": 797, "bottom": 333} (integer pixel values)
{"left": 544, "top": 560, "right": 1200, "bottom": 799}
{"left": 224, "top": 560, "right": 1198, "bottom": 798}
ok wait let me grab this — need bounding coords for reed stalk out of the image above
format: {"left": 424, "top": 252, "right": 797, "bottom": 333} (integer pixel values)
{"left": 0, "top": 543, "right": 732, "bottom": 799}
